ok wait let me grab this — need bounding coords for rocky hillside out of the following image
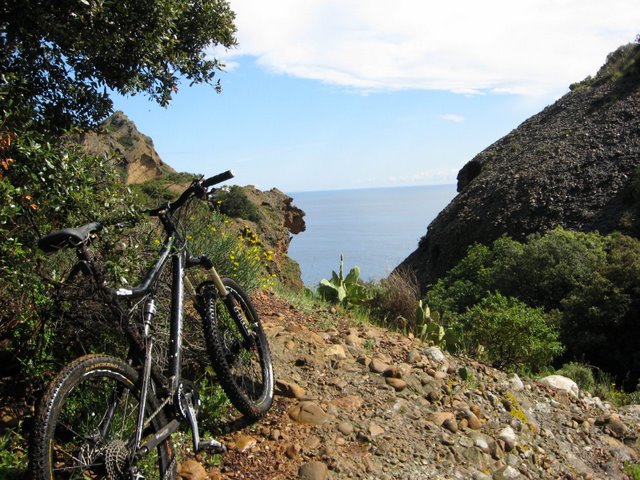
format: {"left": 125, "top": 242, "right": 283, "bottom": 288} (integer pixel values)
{"left": 399, "top": 43, "right": 640, "bottom": 291}
{"left": 81, "top": 111, "right": 307, "bottom": 287}
{"left": 184, "top": 291, "right": 640, "bottom": 479}
{"left": 81, "top": 110, "right": 174, "bottom": 184}
{"left": 227, "top": 185, "right": 306, "bottom": 289}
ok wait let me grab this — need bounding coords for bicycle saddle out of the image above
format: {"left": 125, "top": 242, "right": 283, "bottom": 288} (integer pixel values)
{"left": 38, "top": 222, "right": 103, "bottom": 253}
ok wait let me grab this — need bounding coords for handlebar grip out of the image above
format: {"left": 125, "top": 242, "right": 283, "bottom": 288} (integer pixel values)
{"left": 203, "top": 170, "right": 235, "bottom": 188}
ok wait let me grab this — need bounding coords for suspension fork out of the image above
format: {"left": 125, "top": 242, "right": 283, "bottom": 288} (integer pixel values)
{"left": 134, "top": 297, "right": 157, "bottom": 450}
{"left": 187, "top": 256, "right": 255, "bottom": 344}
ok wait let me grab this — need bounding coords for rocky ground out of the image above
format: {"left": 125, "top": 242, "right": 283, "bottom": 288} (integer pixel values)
{"left": 179, "top": 290, "right": 640, "bottom": 480}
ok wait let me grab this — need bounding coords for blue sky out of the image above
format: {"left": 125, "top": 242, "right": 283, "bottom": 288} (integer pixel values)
{"left": 112, "top": 0, "right": 639, "bottom": 193}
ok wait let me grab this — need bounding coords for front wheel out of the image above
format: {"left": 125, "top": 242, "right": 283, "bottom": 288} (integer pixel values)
{"left": 30, "top": 354, "right": 175, "bottom": 480}
{"left": 199, "top": 278, "right": 274, "bottom": 419}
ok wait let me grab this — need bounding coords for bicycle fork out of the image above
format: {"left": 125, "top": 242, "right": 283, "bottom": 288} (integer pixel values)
{"left": 187, "top": 255, "right": 256, "bottom": 346}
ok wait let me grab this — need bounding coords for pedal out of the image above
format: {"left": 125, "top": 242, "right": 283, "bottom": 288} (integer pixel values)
{"left": 198, "top": 439, "right": 227, "bottom": 453}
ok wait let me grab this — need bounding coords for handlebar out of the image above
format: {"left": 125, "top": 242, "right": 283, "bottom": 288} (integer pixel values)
{"left": 203, "top": 170, "right": 235, "bottom": 188}
{"left": 148, "top": 170, "right": 235, "bottom": 217}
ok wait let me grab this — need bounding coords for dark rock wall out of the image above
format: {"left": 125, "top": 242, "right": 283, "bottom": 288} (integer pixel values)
{"left": 399, "top": 44, "right": 640, "bottom": 292}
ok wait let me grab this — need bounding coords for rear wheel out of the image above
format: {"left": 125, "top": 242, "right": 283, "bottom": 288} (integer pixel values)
{"left": 30, "top": 354, "right": 175, "bottom": 479}
{"left": 199, "top": 278, "right": 274, "bottom": 419}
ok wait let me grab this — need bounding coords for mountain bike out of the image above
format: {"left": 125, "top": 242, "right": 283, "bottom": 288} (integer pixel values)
{"left": 29, "top": 171, "right": 274, "bottom": 479}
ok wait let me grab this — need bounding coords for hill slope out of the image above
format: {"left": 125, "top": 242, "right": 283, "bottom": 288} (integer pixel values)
{"left": 399, "top": 43, "right": 640, "bottom": 291}
{"left": 81, "top": 110, "right": 175, "bottom": 184}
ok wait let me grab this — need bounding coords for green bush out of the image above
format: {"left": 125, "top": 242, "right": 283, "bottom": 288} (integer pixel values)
{"left": 555, "top": 362, "right": 596, "bottom": 392}
{"left": 453, "top": 293, "right": 563, "bottom": 372}
{"left": 185, "top": 206, "right": 275, "bottom": 292}
{"left": 427, "top": 228, "right": 640, "bottom": 388}
{"left": 212, "top": 185, "right": 261, "bottom": 222}
{"left": 1, "top": 126, "right": 135, "bottom": 381}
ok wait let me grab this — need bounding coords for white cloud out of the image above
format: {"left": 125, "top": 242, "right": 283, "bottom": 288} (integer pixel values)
{"left": 215, "top": 0, "right": 639, "bottom": 98}
{"left": 439, "top": 114, "right": 465, "bottom": 123}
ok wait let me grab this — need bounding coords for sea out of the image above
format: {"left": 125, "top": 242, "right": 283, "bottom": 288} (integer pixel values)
{"left": 286, "top": 184, "right": 458, "bottom": 287}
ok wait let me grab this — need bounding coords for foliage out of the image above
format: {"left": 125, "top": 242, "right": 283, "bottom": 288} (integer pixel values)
{"left": 0, "top": 426, "right": 27, "bottom": 480}
{"left": 195, "top": 367, "right": 232, "bottom": 434}
{"left": 0, "top": 124, "right": 274, "bottom": 386}
{"left": 594, "top": 42, "right": 640, "bottom": 85}
{"left": 0, "top": 124, "right": 136, "bottom": 380}
{"left": 624, "top": 463, "right": 640, "bottom": 480}
{"left": 554, "top": 361, "right": 640, "bottom": 407}
{"left": 560, "top": 232, "right": 640, "bottom": 388}
{"left": 453, "top": 293, "right": 563, "bottom": 372}
{"left": 186, "top": 207, "right": 275, "bottom": 292}
{"left": 429, "top": 229, "right": 607, "bottom": 313}
{"left": 555, "top": 362, "right": 597, "bottom": 392}
{"left": 0, "top": 0, "right": 237, "bottom": 131}
{"left": 415, "top": 300, "right": 459, "bottom": 349}
{"left": 427, "top": 228, "right": 640, "bottom": 387}
{"left": 569, "top": 42, "right": 640, "bottom": 91}
{"left": 212, "top": 185, "right": 261, "bottom": 223}
{"left": 318, "top": 255, "right": 370, "bottom": 306}
{"left": 132, "top": 171, "right": 198, "bottom": 205}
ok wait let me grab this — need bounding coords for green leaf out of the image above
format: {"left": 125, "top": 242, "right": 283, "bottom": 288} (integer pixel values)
{"left": 345, "top": 265, "right": 360, "bottom": 285}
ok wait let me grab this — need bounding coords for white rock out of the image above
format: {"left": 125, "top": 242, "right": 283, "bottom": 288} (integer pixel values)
{"left": 423, "top": 346, "right": 449, "bottom": 371}
{"left": 423, "top": 346, "right": 446, "bottom": 362}
{"left": 508, "top": 373, "right": 524, "bottom": 392}
{"left": 499, "top": 425, "right": 517, "bottom": 451}
{"left": 539, "top": 374, "right": 579, "bottom": 397}
{"left": 494, "top": 465, "right": 521, "bottom": 479}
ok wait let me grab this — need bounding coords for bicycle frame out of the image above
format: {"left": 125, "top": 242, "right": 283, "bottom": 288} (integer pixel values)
{"left": 100, "top": 219, "right": 233, "bottom": 458}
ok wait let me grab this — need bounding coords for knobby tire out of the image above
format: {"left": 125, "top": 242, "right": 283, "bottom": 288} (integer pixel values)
{"left": 200, "top": 278, "right": 274, "bottom": 419}
{"left": 30, "top": 354, "right": 175, "bottom": 480}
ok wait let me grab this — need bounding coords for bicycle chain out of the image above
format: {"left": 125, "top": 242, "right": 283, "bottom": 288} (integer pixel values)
{"left": 163, "top": 454, "right": 178, "bottom": 480}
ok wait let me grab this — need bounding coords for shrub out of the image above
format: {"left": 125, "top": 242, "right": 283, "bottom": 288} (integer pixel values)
{"left": 555, "top": 362, "right": 596, "bottom": 392}
{"left": 426, "top": 228, "right": 640, "bottom": 387}
{"left": 427, "top": 242, "right": 496, "bottom": 314}
{"left": 560, "top": 232, "right": 640, "bottom": 389}
{"left": 453, "top": 293, "right": 563, "bottom": 372}
{"left": 212, "top": 185, "right": 261, "bottom": 222}
{"left": 0, "top": 126, "right": 135, "bottom": 381}
{"left": 370, "top": 267, "right": 420, "bottom": 327}
{"left": 185, "top": 205, "right": 275, "bottom": 292}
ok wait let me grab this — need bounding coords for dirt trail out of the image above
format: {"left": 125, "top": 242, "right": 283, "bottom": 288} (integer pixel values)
{"left": 190, "top": 290, "right": 640, "bottom": 480}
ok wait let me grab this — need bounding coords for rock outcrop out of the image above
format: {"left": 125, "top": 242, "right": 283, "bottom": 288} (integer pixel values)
{"left": 229, "top": 185, "right": 306, "bottom": 289}
{"left": 399, "top": 43, "right": 640, "bottom": 291}
{"left": 81, "top": 110, "right": 174, "bottom": 184}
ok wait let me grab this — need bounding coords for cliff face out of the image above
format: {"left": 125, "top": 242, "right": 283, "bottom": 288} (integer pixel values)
{"left": 231, "top": 185, "right": 306, "bottom": 289}
{"left": 82, "top": 110, "right": 174, "bottom": 184}
{"left": 399, "top": 43, "right": 640, "bottom": 291}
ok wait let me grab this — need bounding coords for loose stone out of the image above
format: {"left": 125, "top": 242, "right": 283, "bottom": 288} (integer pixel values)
{"left": 370, "top": 358, "right": 390, "bottom": 374}
{"left": 298, "top": 461, "right": 329, "bottom": 480}
{"left": 288, "top": 402, "right": 329, "bottom": 425}
{"left": 385, "top": 377, "right": 407, "bottom": 391}
{"left": 337, "top": 421, "right": 354, "bottom": 436}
